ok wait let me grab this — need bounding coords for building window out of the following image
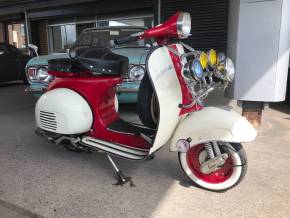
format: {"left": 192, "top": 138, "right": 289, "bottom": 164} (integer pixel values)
{"left": 47, "top": 15, "right": 153, "bottom": 53}
{"left": 76, "top": 23, "right": 96, "bottom": 37}
{"left": 49, "top": 24, "right": 76, "bottom": 53}
{"left": 0, "top": 23, "right": 4, "bottom": 42}
{"left": 7, "top": 23, "right": 26, "bottom": 48}
{"left": 97, "top": 17, "right": 153, "bottom": 28}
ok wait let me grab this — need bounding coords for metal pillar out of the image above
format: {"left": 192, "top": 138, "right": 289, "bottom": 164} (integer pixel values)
{"left": 157, "top": 0, "right": 161, "bottom": 24}
{"left": 24, "top": 10, "right": 31, "bottom": 45}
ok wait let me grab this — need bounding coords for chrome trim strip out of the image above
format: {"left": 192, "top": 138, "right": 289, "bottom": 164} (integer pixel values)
{"left": 82, "top": 137, "right": 149, "bottom": 155}
{"left": 25, "top": 87, "right": 45, "bottom": 93}
{"left": 116, "top": 86, "right": 139, "bottom": 93}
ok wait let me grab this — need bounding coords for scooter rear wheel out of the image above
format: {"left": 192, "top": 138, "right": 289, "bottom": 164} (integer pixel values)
{"left": 178, "top": 142, "right": 247, "bottom": 192}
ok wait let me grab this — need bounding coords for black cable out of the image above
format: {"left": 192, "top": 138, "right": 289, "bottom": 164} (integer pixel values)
{"left": 219, "top": 143, "right": 247, "bottom": 167}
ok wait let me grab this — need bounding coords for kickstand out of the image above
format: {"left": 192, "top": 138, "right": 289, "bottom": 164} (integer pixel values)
{"left": 107, "top": 154, "right": 135, "bottom": 187}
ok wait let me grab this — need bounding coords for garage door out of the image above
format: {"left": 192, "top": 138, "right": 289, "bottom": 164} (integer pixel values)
{"left": 163, "top": 0, "right": 229, "bottom": 52}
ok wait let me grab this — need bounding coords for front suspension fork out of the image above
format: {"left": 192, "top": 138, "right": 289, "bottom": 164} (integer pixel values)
{"left": 204, "top": 141, "right": 222, "bottom": 159}
{"left": 201, "top": 141, "right": 228, "bottom": 174}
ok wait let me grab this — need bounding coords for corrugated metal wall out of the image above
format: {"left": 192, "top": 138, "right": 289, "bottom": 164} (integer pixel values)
{"left": 163, "top": 0, "right": 229, "bottom": 52}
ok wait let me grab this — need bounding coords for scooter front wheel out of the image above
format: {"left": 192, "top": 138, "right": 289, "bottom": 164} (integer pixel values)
{"left": 178, "top": 142, "right": 247, "bottom": 192}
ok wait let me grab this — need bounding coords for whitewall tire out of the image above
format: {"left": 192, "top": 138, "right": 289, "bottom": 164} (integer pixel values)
{"left": 179, "top": 142, "right": 247, "bottom": 192}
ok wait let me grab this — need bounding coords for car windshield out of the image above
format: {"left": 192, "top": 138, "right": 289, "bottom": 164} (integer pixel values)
{"left": 74, "top": 27, "right": 153, "bottom": 49}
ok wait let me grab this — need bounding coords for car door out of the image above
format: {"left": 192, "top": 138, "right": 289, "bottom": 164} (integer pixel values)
{"left": 7, "top": 44, "right": 21, "bottom": 80}
{"left": 0, "top": 44, "right": 9, "bottom": 82}
{"left": 0, "top": 44, "right": 19, "bottom": 82}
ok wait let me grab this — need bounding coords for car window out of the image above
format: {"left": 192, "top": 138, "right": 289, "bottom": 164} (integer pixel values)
{"left": 6, "top": 44, "right": 19, "bottom": 55}
{"left": 75, "top": 28, "right": 153, "bottom": 49}
{"left": 0, "top": 44, "right": 6, "bottom": 53}
{"left": 0, "top": 44, "right": 7, "bottom": 56}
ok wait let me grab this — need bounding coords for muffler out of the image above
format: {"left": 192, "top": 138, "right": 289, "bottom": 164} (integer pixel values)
{"left": 35, "top": 128, "right": 79, "bottom": 145}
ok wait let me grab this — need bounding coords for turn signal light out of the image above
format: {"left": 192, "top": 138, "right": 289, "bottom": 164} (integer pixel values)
{"left": 176, "top": 139, "right": 190, "bottom": 153}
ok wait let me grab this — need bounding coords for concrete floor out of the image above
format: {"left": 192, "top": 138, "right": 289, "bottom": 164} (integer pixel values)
{"left": 0, "top": 82, "right": 290, "bottom": 218}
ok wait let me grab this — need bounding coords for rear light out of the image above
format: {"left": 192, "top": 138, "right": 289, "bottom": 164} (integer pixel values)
{"left": 26, "top": 67, "right": 37, "bottom": 81}
{"left": 176, "top": 139, "right": 190, "bottom": 153}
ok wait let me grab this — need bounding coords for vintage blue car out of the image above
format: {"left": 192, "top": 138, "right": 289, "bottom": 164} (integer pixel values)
{"left": 25, "top": 26, "right": 152, "bottom": 103}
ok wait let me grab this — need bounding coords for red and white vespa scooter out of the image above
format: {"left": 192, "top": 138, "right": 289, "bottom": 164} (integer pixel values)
{"left": 34, "top": 12, "right": 257, "bottom": 191}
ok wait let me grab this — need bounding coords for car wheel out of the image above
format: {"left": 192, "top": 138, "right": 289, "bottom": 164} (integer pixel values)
{"left": 137, "top": 74, "right": 159, "bottom": 128}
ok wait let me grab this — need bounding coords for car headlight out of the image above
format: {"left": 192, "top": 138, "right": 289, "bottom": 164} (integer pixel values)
{"left": 184, "top": 59, "right": 204, "bottom": 81}
{"left": 177, "top": 12, "right": 191, "bottom": 39}
{"left": 36, "top": 67, "right": 51, "bottom": 83}
{"left": 217, "top": 52, "right": 226, "bottom": 65}
{"left": 129, "top": 65, "right": 145, "bottom": 81}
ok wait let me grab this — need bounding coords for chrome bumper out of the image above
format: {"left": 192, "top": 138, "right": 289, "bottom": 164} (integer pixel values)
{"left": 116, "top": 85, "right": 139, "bottom": 94}
{"left": 25, "top": 85, "right": 138, "bottom": 94}
{"left": 25, "top": 87, "right": 46, "bottom": 94}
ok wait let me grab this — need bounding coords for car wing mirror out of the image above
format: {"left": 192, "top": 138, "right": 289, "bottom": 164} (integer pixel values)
{"left": 28, "top": 44, "right": 39, "bottom": 57}
{"left": 0, "top": 51, "right": 4, "bottom": 55}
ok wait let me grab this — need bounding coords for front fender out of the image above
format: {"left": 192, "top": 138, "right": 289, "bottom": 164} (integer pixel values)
{"left": 170, "top": 107, "right": 257, "bottom": 151}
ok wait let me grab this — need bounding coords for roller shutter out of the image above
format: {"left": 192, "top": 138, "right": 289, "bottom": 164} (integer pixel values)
{"left": 163, "top": 0, "right": 229, "bottom": 52}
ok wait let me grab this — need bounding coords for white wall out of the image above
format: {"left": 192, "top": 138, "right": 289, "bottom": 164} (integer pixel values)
{"left": 226, "top": 0, "right": 290, "bottom": 102}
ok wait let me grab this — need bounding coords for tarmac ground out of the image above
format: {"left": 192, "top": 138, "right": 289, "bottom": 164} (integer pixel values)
{"left": 0, "top": 82, "right": 290, "bottom": 218}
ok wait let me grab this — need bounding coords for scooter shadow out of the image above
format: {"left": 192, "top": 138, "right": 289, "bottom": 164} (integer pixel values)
{"left": 0, "top": 81, "right": 24, "bottom": 88}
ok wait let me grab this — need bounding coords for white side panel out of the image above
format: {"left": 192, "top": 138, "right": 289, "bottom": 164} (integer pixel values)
{"left": 170, "top": 107, "right": 257, "bottom": 151}
{"left": 227, "top": 0, "right": 290, "bottom": 102}
{"left": 235, "top": 0, "right": 281, "bottom": 101}
{"left": 148, "top": 46, "right": 183, "bottom": 154}
{"left": 35, "top": 88, "right": 93, "bottom": 134}
{"left": 275, "top": 0, "right": 290, "bottom": 100}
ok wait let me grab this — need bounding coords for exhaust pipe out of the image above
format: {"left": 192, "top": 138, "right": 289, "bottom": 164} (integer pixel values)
{"left": 35, "top": 128, "right": 79, "bottom": 145}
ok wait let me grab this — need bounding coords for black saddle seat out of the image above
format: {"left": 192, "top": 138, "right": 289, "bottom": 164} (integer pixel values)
{"left": 77, "top": 47, "right": 128, "bottom": 75}
{"left": 48, "top": 58, "right": 87, "bottom": 74}
{"left": 48, "top": 47, "right": 129, "bottom": 76}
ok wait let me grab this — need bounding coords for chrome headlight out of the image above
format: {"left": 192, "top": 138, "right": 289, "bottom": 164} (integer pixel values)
{"left": 184, "top": 59, "right": 204, "bottom": 81}
{"left": 129, "top": 65, "right": 145, "bottom": 81}
{"left": 224, "top": 58, "right": 235, "bottom": 82}
{"left": 217, "top": 52, "right": 226, "bottom": 65}
{"left": 207, "top": 49, "right": 217, "bottom": 67}
{"left": 177, "top": 12, "right": 191, "bottom": 39}
{"left": 36, "top": 67, "right": 51, "bottom": 83}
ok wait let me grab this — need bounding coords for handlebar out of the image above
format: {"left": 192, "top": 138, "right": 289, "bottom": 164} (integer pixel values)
{"left": 114, "top": 35, "right": 139, "bottom": 45}
{"left": 114, "top": 31, "right": 144, "bottom": 45}
{"left": 179, "top": 83, "right": 219, "bottom": 109}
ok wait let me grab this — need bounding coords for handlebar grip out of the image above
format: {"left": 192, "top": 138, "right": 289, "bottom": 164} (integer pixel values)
{"left": 114, "top": 35, "right": 139, "bottom": 45}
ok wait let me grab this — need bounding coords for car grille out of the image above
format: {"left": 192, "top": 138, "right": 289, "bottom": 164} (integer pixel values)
{"left": 39, "top": 111, "right": 57, "bottom": 131}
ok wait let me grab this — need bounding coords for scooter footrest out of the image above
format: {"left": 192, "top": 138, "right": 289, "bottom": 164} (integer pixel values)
{"left": 81, "top": 137, "right": 150, "bottom": 160}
